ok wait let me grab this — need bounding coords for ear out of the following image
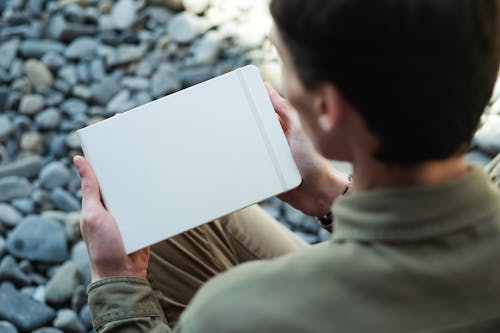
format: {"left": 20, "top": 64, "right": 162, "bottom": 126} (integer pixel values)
{"left": 312, "top": 83, "right": 345, "bottom": 132}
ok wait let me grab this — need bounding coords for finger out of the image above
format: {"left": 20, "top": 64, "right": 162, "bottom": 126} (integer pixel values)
{"left": 264, "top": 82, "right": 292, "bottom": 121}
{"left": 73, "top": 155, "right": 103, "bottom": 211}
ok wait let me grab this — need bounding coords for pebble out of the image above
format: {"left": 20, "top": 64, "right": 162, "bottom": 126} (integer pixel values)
{"left": 0, "top": 283, "right": 55, "bottom": 332}
{"left": 47, "top": 14, "right": 97, "bottom": 42}
{"left": 0, "top": 255, "right": 31, "bottom": 287}
{"left": 20, "top": 132, "right": 44, "bottom": 155}
{"left": 32, "top": 328, "right": 64, "bottom": 333}
{"left": 39, "top": 162, "right": 71, "bottom": 190}
{"left": 106, "top": 89, "right": 132, "bottom": 114}
{"left": 45, "top": 261, "right": 80, "bottom": 305}
{"left": 0, "top": 204, "right": 23, "bottom": 227}
{"left": 0, "top": 237, "right": 5, "bottom": 258}
{"left": 50, "top": 188, "right": 81, "bottom": 212}
{"left": 65, "top": 132, "right": 81, "bottom": 150}
{"left": 183, "top": 0, "right": 209, "bottom": 14}
{"left": 0, "top": 116, "right": 14, "bottom": 142}
{"left": 151, "top": 64, "right": 181, "bottom": 98}
{"left": 32, "top": 285, "right": 46, "bottom": 303}
{"left": 91, "top": 76, "right": 121, "bottom": 105}
{"left": 10, "top": 198, "right": 35, "bottom": 214}
{"left": 78, "top": 305, "right": 92, "bottom": 330}
{"left": 473, "top": 114, "right": 500, "bottom": 155}
{"left": 58, "top": 65, "right": 78, "bottom": 86}
{"left": 35, "top": 108, "right": 62, "bottom": 130}
{"left": 111, "top": 0, "right": 137, "bottom": 30}
{"left": 0, "top": 39, "right": 20, "bottom": 70}
{"left": 122, "top": 76, "right": 150, "bottom": 91}
{"left": 25, "top": 59, "right": 54, "bottom": 90}
{"left": 64, "top": 37, "right": 98, "bottom": 61}
{"left": 6, "top": 216, "right": 68, "bottom": 263}
{"left": 19, "top": 94, "right": 44, "bottom": 115}
{"left": 41, "top": 52, "right": 66, "bottom": 72}
{"left": 106, "top": 44, "right": 145, "bottom": 67}
{"left": 188, "top": 33, "right": 220, "bottom": 66}
{"left": 0, "top": 321, "right": 18, "bottom": 333}
{"left": 20, "top": 39, "right": 65, "bottom": 58}
{"left": 70, "top": 285, "right": 87, "bottom": 313}
{"left": 0, "top": 177, "right": 32, "bottom": 202}
{"left": 167, "top": 12, "right": 204, "bottom": 43}
{"left": 178, "top": 65, "right": 213, "bottom": 87}
{"left": 71, "top": 241, "right": 90, "bottom": 287}
{"left": 60, "top": 98, "right": 88, "bottom": 116}
{"left": 53, "top": 309, "right": 86, "bottom": 333}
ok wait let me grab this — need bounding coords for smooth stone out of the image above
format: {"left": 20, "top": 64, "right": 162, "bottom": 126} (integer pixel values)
{"left": 70, "top": 285, "right": 87, "bottom": 313}
{"left": 0, "top": 39, "right": 19, "bottom": 70}
{"left": 63, "top": 3, "right": 87, "bottom": 23}
{"left": 64, "top": 37, "right": 98, "bottom": 60}
{"left": 0, "top": 177, "right": 32, "bottom": 201}
{"left": 106, "top": 90, "right": 132, "bottom": 114}
{"left": 466, "top": 150, "right": 493, "bottom": 166}
{"left": 6, "top": 216, "right": 68, "bottom": 263}
{"left": 20, "top": 39, "right": 64, "bottom": 58}
{"left": 47, "top": 14, "right": 97, "bottom": 42}
{"left": 32, "top": 285, "right": 46, "bottom": 303}
{"left": 122, "top": 76, "right": 150, "bottom": 90}
{"left": 91, "top": 76, "right": 120, "bottom": 105}
{"left": 111, "top": 0, "right": 137, "bottom": 30}
{"left": 106, "top": 45, "right": 144, "bottom": 67}
{"left": 79, "top": 305, "right": 92, "bottom": 330}
{"left": 167, "top": 12, "right": 204, "bottom": 43}
{"left": 39, "top": 162, "right": 71, "bottom": 190}
{"left": 133, "top": 91, "right": 152, "bottom": 105}
{"left": 89, "top": 59, "right": 105, "bottom": 81}
{"left": 20, "top": 132, "right": 44, "bottom": 155}
{"left": 35, "top": 108, "right": 62, "bottom": 130}
{"left": 50, "top": 188, "right": 81, "bottom": 212}
{"left": 0, "top": 155, "right": 45, "bottom": 178}
{"left": 71, "top": 241, "right": 90, "bottom": 287}
{"left": 19, "top": 94, "right": 44, "bottom": 115}
{"left": 11, "top": 198, "right": 35, "bottom": 214}
{"left": 151, "top": 64, "right": 181, "bottom": 98}
{"left": 188, "top": 33, "right": 220, "bottom": 66}
{"left": 178, "top": 66, "right": 213, "bottom": 87}
{"left": 25, "top": 59, "right": 53, "bottom": 90}
{"left": 0, "top": 237, "right": 5, "bottom": 258}
{"left": 53, "top": 309, "right": 86, "bottom": 333}
{"left": 60, "top": 98, "right": 87, "bottom": 115}
{"left": 473, "top": 115, "right": 500, "bottom": 155}
{"left": 0, "top": 283, "right": 55, "bottom": 332}
{"left": 146, "top": 6, "right": 173, "bottom": 24}
{"left": 0, "top": 255, "right": 31, "bottom": 287}
{"left": 32, "top": 328, "right": 64, "bottom": 333}
{"left": 0, "top": 203, "right": 22, "bottom": 227}
{"left": 64, "top": 212, "right": 81, "bottom": 244}
{"left": 41, "top": 52, "right": 66, "bottom": 72}
{"left": 45, "top": 261, "right": 80, "bottom": 305}
{"left": 53, "top": 79, "right": 71, "bottom": 94}
{"left": 58, "top": 65, "right": 78, "bottom": 86}
{"left": 31, "top": 189, "right": 49, "bottom": 205}
{"left": 183, "top": 0, "right": 209, "bottom": 14}
{"left": 0, "top": 87, "right": 8, "bottom": 113}
{"left": 65, "top": 132, "right": 80, "bottom": 149}
{"left": 0, "top": 320, "right": 18, "bottom": 333}
{"left": 0, "top": 116, "right": 13, "bottom": 142}
{"left": 72, "top": 85, "right": 92, "bottom": 100}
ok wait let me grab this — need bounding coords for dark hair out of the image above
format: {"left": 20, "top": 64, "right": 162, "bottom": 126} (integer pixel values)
{"left": 270, "top": 0, "right": 500, "bottom": 165}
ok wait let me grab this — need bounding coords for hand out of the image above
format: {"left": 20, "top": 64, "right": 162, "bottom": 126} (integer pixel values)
{"left": 265, "top": 83, "right": 349, "bottom": 217}
{"left": 73, "top": 155, "right": 150, "bottom": 283}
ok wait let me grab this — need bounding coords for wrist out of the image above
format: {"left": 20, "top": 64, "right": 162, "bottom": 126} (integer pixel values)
{"left": 313, "top": 161, "right": 351, "bottom": 216}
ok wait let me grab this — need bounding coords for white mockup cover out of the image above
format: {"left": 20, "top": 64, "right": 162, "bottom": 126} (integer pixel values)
{"left": 77, "top": 65, "right": 302, "bottom": 254}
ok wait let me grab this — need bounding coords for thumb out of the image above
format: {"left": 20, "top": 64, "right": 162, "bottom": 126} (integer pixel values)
{"left": 264, "top": 82, "right": 293, "bottom": 121}
{"left": 73, "top": 155, "right": 103, "bottom": 211}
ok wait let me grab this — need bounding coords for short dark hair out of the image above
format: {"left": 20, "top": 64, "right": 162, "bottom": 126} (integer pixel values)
{"left": 270, "top": 0, "right": 500, "bottom": 165}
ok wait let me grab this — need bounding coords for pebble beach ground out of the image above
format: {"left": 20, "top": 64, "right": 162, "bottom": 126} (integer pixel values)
{"left": 0, "top": 0, "right": 499, "bottom": 332}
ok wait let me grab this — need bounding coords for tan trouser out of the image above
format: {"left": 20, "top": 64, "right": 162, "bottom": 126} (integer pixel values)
{"left": 147, "top": 155, "right": 500, "bottom": 326}
{"left": 147, "top": 204, "right": 309, "bottom": 326}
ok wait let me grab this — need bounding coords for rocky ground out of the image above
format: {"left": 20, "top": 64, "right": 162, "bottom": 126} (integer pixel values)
{"left": 0, "top": 0, "right": 499, "bottom": 332}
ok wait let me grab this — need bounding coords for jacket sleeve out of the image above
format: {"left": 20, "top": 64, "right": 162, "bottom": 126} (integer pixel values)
{"left": 87, "top": 276, "right": 175, "bottom": 333}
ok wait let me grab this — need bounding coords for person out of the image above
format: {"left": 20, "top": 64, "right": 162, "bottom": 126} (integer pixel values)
{"left": 73, "top": 0, "right": 500, "bottom": 332}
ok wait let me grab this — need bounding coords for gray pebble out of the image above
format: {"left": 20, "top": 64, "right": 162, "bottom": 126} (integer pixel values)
{"left": 71, "top": 241, "right": 90, "bottom": 287}
{"left": 53, "top": 79, "right": 71, "bottom": 94}
{"left": 20, "top": 39, "right": 65, "bottom": 58}
{"left": 0, "top": 255, "right": 31, "bottom": 287}
{"left": 11, "top": 198, "right": 35, "bottom": 214}
{"left": 91, "top": 76, "right": 120, "bottom": 105}
{"left": 65, "top": 132, "right": 81, "bottom": 149}
{"left": 79, "top": 305, "right": 92, "bottom": 330}
{"left": 151, "top": 64, "right": 181, "bottom": 98}
{"left": 72, "top": 85, "right": 92, "bottom": 100}
{"left": 0, "top": 203, "right": 23, "bottom": 227}
{"left": 35, "top": 108, "right": 62, "bottom": 130}
{"left": 32, "top": 285, "right": 46, "bottom": 303}
{"left": 178, "top": 66, "right": 213, "bottom": 86}
{"left": 50, "top": 188, "right": 81, "bottom": 212}
{"left": 0, "top": 283, "right": 55, "bottom": 332}
{"left": 64, "top": 212, "right": 81, "bottom": 244}
{"left": 0, "top": 155, "right": 45, "bottom": 178}
{"left": 53, "top": 309, "right": 86, "bottom": 333}
{"left": 20, "top": 132, "right": 44, "bottom": 155}
{"left": 60, "top": 98, "right": 88, "bottom": 116}
{"left": 41, "top": 52, "right": 66, "bottom": 72}
{"left": 167, "top": 12, "right": 204, "bottom": 43}
{"left": 45, "top": 261, "right": 80, "bottom": 305}
{"left": 64, "top": 37, "right": 98, "bottom": 60}
{"left": 0, "top": 237, "right": 5, "bottom": 258}
{"left": 25, "top": 59, "right": 53, "bottom": 90}
{"left": 47, "top": 14, "right": 97, "bottom": 42}
{"left": 106, "top": 90, "right": 132, "bottom": 114}
{"left": 106, "top": 45, "right": 144, "bottom": 67}
{"left": 122, "top": 76, "right": 150, "bottom": 91}
{"left": 0, "top": 116, "right": 14, "bottom": 142}
{"left": 6, "top": 216, "right": 68, "bottom": 263}
{"left": 19, "top": 94, "right": 44, "bottom": 115}
{"left": 183, "top": 0, "right": 209, "bottom": 14}
{"left": 39, "top": 161, "right": 71, "bottom": 190}
{"left": 111, "top": 0, "right": 137, "bottom": 30}
{"left": 188, "top": 32, "right": 220, "bottom": 66}
{"left": 58, "top": 65, "right": 78, "bottom": 86}
{"left": 32, "top": 328, "right": 64, "bottom": 333}
{"left": 0, "top": 320, "right": 18, "bottom": 333}
{"left": 0, "top": 176, "right": 32, "bottom": 202}
{"left": 71, "top": 285, "right": 87, "bottom": 313}
{"left": 0, "top": 39, "right": 20, "bottom": 70}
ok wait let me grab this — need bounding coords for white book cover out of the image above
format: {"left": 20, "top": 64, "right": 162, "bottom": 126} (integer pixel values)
{"left": 77, "top": 65, "right": 302, "bottom": 254}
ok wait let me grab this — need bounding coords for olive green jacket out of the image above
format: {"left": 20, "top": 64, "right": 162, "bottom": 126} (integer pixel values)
{"left": 88, "top": 166, "right": 500, "bottom": 332}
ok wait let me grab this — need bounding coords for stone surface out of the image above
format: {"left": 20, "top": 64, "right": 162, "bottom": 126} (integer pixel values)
{"left": 20, "top": 132, "right": 44, "bottom": 154}
{"left": 151, "top": 64, "right": 181, "bottom": 98}
{"left": 111, "top": 0, "right": 137, "bottom": 30}
{"left": 0, "top": 116, "right": 14, "bottom": 142}
{"left": 91, "top": 76, "right": 121, "bottom": 105}
{"left": 6, "top": 216, "right": 68, "bottom": 263}
{"left": 45, "top": 261, "right": 80, "bottom": 305}
{"left": 50, "top": 188, "right": 81, "bottom": 212}
{"left": 71, "top": 241, "right": 90, "bottom": 287}
{"left": 0, "top": 283, "right": 55, "bottom": 332}
{"left": 19, "top": 94, "right": 44, "bottom": 115}
{"left": 0, "top": 39, "right": 19, "bottom": 70}
{"left": 167, "top": 12, "right": 204, "bottom": 43}
{"left": 0, "top": 256, "right": 31, "bottom": 287}
{"left": 0, "top": 204, "right": 23, "bottom": 227}
{"left": 0, "top": 320, "right": 18, "bottom": 333}
{"left": 0, "top": 177, "right": 32, "bottom": 202}
{"left": 20, "top": 39, "right": 65, "bottom": 58}
{"left": 78, "top": 305, "right": 92, "bottom": 330}
{"left": 0, "top": 155, "right": 44, "bottom": 178}
{"left": 35, "top": 108, "right": 62, "bottom": 130}
{"left": 64, "top": 37, "right": 98, "bottom": 60}
{"left": 25, "top": 59, "right": 54, "bottom": 90}
{"left": 39, "top": 162, "right": 71, "bottom": 190}
{"left": 53, "top": 309, "right": 86, "bottom": 333}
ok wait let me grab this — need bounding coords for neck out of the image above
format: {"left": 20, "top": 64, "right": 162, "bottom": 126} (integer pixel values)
{"left": 351, "top": 154, "right": 468, "bottom": 191}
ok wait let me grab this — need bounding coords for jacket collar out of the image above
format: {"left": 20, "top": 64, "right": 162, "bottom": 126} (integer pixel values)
{"left": 332, "top": 165, "right": 500, "bottom": 242}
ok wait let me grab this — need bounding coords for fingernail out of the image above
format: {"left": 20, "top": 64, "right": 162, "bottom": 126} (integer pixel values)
{"left": 73, "top": 156, "right": 82, "bottom": 173}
